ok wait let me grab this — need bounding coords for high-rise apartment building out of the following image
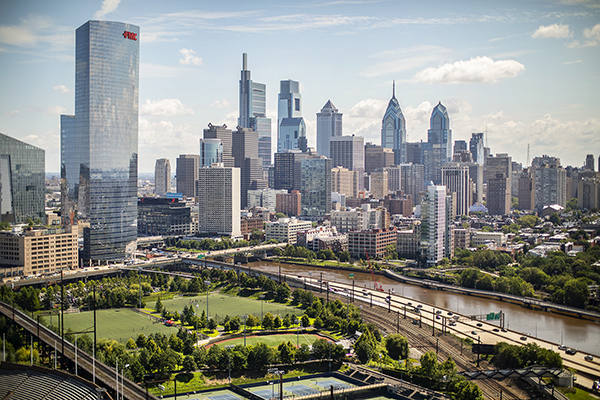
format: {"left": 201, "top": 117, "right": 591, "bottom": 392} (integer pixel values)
{"left": 420, "top": 185, "right": 448, "bottom": 266}
{"left": 0, "top": 133, "right": 45, "bottom": 224}
{"left": 301, "top": 157, "right": 332, "bottom": 217}
{"left": 369, "top": 170, "right": 389, "bottom": 199}
{"left": 381, "top": 83, "right": 407, "bottom": 165}
{"left": 276, "top": 191, "right": 301, "bottom": 217}
{"left": 441, "top": 163, "right": 471, "bottom": 216}
{"left": 273, "top": 151, "right": 311, "bottom": 191}
{"left": 518, "top": 171, "right": 534, "bottom": 210}
{"left": 278, "top": 80, "right": 306, "bottom": 152}
{"left": 154, "top": 158, "right": 171, "bottom": 196}
{"left": 238, "top": 53, "right": 272, "bottom": 168}
{"left": 331, "top": 167, "right": 360, "bottom": 199}
{"left": 316, "top": 100, "right": 342, "bottom": 158}
{"left": 200, "top": 138, "right": 223, "bottom": 167}
{"left": 176, "top": 155, "right": 200, "bottom": 198}
{"left": 422, "top": 103, "right": 452, "bottom": 184}
{"left": 578, "top": 177, "right": 600, "bottom": 210}
{"left": 488, "top": 173, "right": 511, "bottom": 215}
{"left": 399, "top": 164, "right": 425, "bottom": 202}
{"left": 365, "top": 143, "right": 395, "bottom": 174}
{"left": 330, "top": 135, "right": 364, "bottom": 185}
{"left": 533, "top": 156, "right": 567, "bottom": 211}
{"left": 197, "top": 165, "right": 241, "bottom": 237}
{"left": 469, "top": 133, "right": 485, "bottom": 165}
{"left": 61, "top": 20, "right": 139, "bottom": 261}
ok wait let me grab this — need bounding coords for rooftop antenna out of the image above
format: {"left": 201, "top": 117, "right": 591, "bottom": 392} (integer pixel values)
{"left": 242, "top": 53, "right": 247, "bottom": 70}
{"left": 392, "top": 80, "right": 396, "bottom": 98}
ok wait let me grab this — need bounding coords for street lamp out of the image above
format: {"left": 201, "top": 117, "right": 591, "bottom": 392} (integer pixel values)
{"left": 260, "top": 294, "right": 265, "bottom": 320}
{"left": 225, "top": 345, "right": 235, "bottom": 384}
{"left": 204, "top": 280, "right": 211, "bottom": 328}
{"left": 122, "top": 363, "right": 130, "bottom": 400}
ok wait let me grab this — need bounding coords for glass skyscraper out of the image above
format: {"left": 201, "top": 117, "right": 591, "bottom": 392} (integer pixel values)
{"left": 422, "top": 102, "right": 452, "bottom": 184}
{"left": 238, "top": 53, "right": 272, "bottom": 168}
{"left": 277, "top": 80, "right": 306, "bottom": 153}
{"left": 381, "top": 82, "right": 406, "bottom": 165}
{"left": 316, "top": 100, "right": 342, "bottom": 158}
{"left": 61, "top": 20, "right": 139, "bottom": 261}
{"left": 0, "top": 133, "right": 45, "bottom": 224}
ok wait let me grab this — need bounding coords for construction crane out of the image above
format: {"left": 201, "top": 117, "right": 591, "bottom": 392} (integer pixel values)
{"left": 365, "top": 251, "right": 383, "bottom": 291}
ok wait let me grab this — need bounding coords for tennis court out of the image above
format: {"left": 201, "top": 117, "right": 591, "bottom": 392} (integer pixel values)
{"left": 208, "top": 394, "right": 242, "bottom": 400}
{"left": 175, "top": 389, "right": 241, "bottom": 400}
{"left": 285, "top": 384, "right": 319, "bottom": 396}
{"left": 251, "top": 389, "right": 279, "bottom": 399}
{"left": 316, "top": 379, "right": 352, "bottom": 390}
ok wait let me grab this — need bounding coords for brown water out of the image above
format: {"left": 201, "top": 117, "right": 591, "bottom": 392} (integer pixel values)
{"left": 248, "top": 261, "right": 600, "bottom": 356}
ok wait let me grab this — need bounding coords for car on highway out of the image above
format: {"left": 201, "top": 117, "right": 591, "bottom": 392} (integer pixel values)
{"left": 407, "top": 302, "right": 412, "bottom": 306}
{"left": 501, "top": 328, "right": 508, "bottom": 332}
{"left": 471, "top": 331, "right": 477, "bottom": 335}
{"left": 566, "top": 348, "right": 578, "bottom": 355}
{"left": 520, "top": 336, "right": 527, "bottom": 341}
{"left": 417, "top": 304, "right": 423, "bottom": 308}
{"left": 476, "top": 323, "right": 482, "bottom": 327}
{"left": 558, "top": 345, "right": 567, "bottom": 351}
{"left": 449, "top": 321, "right": 457, "bottom": 326}
{"left": 436, "top": 310, "right": 442, "bottom": 314}
{"left": 585, "top": 355, "right": 594, "bottom": 361}
{"left": 447, "top": 312, "right": 453, "bottom": 316}
{"left": 493, "top": 328, "right": 500, "bottom": 332}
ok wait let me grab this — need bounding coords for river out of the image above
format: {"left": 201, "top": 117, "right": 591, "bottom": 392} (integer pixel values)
{"left": 247, "top": 261, "right": 600, "bottom": 356}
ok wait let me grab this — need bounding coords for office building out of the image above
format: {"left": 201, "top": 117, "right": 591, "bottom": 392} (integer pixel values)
{"left": 406, "top": 142, "right": 422, "bottom": 165}
{"left": 441, "top": 163, "right": 471, "bottom": 216}
{"left": 278, "top": 80, "right": 306, "bottom": 152}
{"left": 469, "top": 133, "right": 485, "bottom": 165}
{"left": 238, "top": 53, "right": 272, "bottom": 168}
{"left": 137, "top": 197, "right": 191, "bottom": 236}
{"left": 348, "top": 227, "right": 397, "bottom": 259}
{"left": 60, "top": 20, "right": 139, "bottom": 261}
{"left": 585, "top": 154, "right": 595, "bottom": 171}
{"left": 232, "top": 127, "right": 267, "bottom": 209}
{"left": 578, "top": 177, "right": 600, "bottom": 210}
{"left": 301, "top": 157, "right": 332, "bottom": 217}
{"left": 330, "top": 135, "right": 364, "bottom": 184}
{"left": 381, "top": 83, "right": 407, "bottom": 165}
{"left": 454, "top": 140, "right": 468, "bottom": 154}
{"left": 396, "top": 223, "right": 421, "bottom": 258}
{"left": 154, "top": 158, "right": 171, "bottom": 196}
{"left": 200, "top": 138, "right": 223, "bottom": 167}
{"left": 176, "top": 155, "right": 200, "bottom": 198}
{"left": 422, "top": 103, "right": 452, "bottom": 184}
{"left": 265, "top": 217, "right": 311, "bottom": 244}
{"left": 485, "top": 154, "right": 512, "bottom": 205}
{"left": 518, "top": 171, "right": 534, "bottom": 210}
{"left": 197, "top": 165, "right": 241, "bottom": 237}
{"left": 203, "top": 123, "right": 234, "bottom": 167}
{"left": 384, "top": 166, "right": 401, "bottom": 193}
{"left": 0, "top": 133, "right": 45, "bottom": 223}
{"left": 369, "top": 169, "right": 389, "bottom": 199}
{"left": 316, "top": 100, "right": 342, "bottom": 158}
{"left": 247, "top": 188, "right": 287, "bottom": 212}
{"left": 420, "top": 185, "right": 448, "bottom": 266}
{"left": 465, "top": 163, "right": 484, "bottom": 204}
{"left": 273, "top": 151, "right": 312, "bottom": 191}
{"left": 0, "top": 225, "right": 78, "bottom": 277}
{"left": 533, "top": 157, "right": 567, "bottom": 211}
{"left": 383, "top": 195, "right": 413, "bottom": 216}
{"left": 365, "top": 143, "right": 395, "bottom": 174}
{"left": 399, "top": 164, "right": 425, "bottom": 202}
{"left": 276, "top": 190, "right": 301, "bottom": 217}
{"left": 331, "top": 167, "right": 360, "bottom": 199}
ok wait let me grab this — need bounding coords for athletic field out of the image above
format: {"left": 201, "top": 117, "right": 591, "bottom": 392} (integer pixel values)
{"left": 208, "top": 333, "right": 331, "bottom": 348}
{"left": 153, "top": 293, "right": 300, "bottom": 323}
{"left": 60, "top": 308, "right": 175, "bottom": 343}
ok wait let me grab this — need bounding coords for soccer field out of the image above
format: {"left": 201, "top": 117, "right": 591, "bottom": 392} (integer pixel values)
{"left": 61, "top": 309, "right": 175, "bottom": 343}
{"left": 211, "top": 333, "right": 330, "bottom": 348}
{"left": 154, "top": 293, "right": 300, "bottom": 323}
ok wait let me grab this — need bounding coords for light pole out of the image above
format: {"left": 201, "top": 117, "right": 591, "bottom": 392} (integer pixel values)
{"left": 260, "top": 294, "right": 265, "bottom": 320}
{"left": 225, "top": 345, "right": 234, "bottom": 384}
{"left": 204, "top": 280, "right": 211, "bottom": 328}
{"left": 122, "top": 363, "right": 130, "bottom": 400}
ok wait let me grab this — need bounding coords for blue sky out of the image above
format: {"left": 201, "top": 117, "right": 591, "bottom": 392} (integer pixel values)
{"left": 1, "top": 0, "right": 599, "bottom": 173}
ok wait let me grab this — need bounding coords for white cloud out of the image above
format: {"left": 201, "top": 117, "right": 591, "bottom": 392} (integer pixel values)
{"left": 560, "top": 59, "right": 583, "bottom": 65}
{"left": 140, "top": 99, "right": 194, "bottom": 116}
{"left": 532, "top": 23, "right": 572, "bottom": 39}
{"left": 412, "top": 56, "right": 526, "bottom": 84}
{"left": 93, "top": 0, "right": 121, "bottom": 20}
{"left": 5, "top": 110, "right": 19, "bottom": 117}
{"left": 211, "top": 100, "right": 230, "bottom": 109}
{"left": 348, "top": 99, "right": 387, "bottom": 119}
{"left": 568, "top": 23, "right": 600, "bottom": 47}
{"left": 47, "top": 105, "right": 67, "bottom": 115}
{"left": 0, "top": 15, "right": 71, "bottom": 50}
{"left": 53, "top": 84, "right": 70, "bottom": 94}
{"left": 179, "top": 48, "right": 203, "bottom": 66}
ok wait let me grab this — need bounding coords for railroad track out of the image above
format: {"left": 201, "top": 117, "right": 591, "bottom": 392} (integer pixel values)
{"left": 0, "top": 302, "right": 156, "bottom": 400}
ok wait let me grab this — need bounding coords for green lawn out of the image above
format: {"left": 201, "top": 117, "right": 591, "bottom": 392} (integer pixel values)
{"left": 557, "top": 387, "right": 600, "bottom": 400}
{"left": 210, "top": 333, "right": 329, "bottom": 348}
{"left": 150, "top": 293, "right": 300, "bottom": 324}
{"left": 60, "top": 309, "right": 175, "bottom": 343}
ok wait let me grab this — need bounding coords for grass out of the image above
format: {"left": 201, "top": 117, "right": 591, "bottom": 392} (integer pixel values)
{"left": 210, "top": 333, "right": 327, "bottom": 348}
{"left": 557, "top": 387, "right": 600, "bottom": 400}
{"left": 147, "top": 292, "right": 300, "bottom": 323}
{"left": 60, "top": 308, "right": 175, "bottom": 343}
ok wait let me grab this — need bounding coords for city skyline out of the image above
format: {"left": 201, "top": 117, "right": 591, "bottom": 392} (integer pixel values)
{"left": 1, "top": 0, "right": 599, "bottom": 172}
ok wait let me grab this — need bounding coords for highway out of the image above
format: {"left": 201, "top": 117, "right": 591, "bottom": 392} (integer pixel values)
{"left": 0, "top": 301, "right": 158, "bottom": 400}
{"left": 313, "top": 279, "right": 600, "bottom": 391}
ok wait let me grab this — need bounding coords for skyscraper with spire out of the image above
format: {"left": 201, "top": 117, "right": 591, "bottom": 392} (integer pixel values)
{"left": 381, "top": 81, "right": 407, "bottom": 165}
{"left": 238, "top": 53, "right": 271, "bottom": 168}
{"left": 422, "top": 102, "right": 452, "bottom": 184}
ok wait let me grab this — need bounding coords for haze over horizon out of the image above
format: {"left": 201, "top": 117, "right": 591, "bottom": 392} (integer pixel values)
{"left": 1, "top": 0, "right": 599, "bottom": 173}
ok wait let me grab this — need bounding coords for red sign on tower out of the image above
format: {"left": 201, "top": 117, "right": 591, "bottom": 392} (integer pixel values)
{"left": 123, "top": 31, "right": 137, "bottom": 41}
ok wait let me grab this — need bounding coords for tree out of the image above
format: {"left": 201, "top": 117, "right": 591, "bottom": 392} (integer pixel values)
{"left": 126, "top": 338, "right": 137, "bottom": 350}
{"left": 273, "top": 315, "right": 282, "bottom": 329}
{"left": 481, "top": 226, "right": 493, "bottom": 232}
{"left": 419, "top": 351, "right": 438, "bottom": 377}
{"left": 246, "top": 314, "right": 260, "bottom": 329}
{"left": 182, "top": 355, "right": 198, "bottom": 373}
{"left": 354, "top": 339, "right": 375, "bottom": 364}
{"left": 262, "top": 313, "right": 275, "bottom": 330}
{"left": 207, "top": 318, "right": 217, "bottom": 331}
{"left": 301, "top": 314, "right": 310, "bottom": 328}
{"left": 518, "top": 215, "right": 540, "bottom": 229}
{"left": 278, "top": 341, "right": 296, "bottom": 364}
{"left": 276, "top": 282, "right": 291, "bottom": 302}
{"left": 155, "top": 297, "right": 163, "bottom": 313}
{"left": 563, "top": 278, "right": 589, "bottom": 308}
{"left": 338, "top": 251, "right": 351, "bottom": 263}
{"left": 247, "top": 343, "right": 274, "bottom": 370}
{"left": 549, "top": 213, "right": 561, "bottom": 226}
{"left": 385, "top": 334, "right": 409, "bottom": 360}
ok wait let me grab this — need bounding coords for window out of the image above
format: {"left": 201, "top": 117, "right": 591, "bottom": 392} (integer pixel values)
{"left": 295, "top": 99, "right": 300, "bottom": 112}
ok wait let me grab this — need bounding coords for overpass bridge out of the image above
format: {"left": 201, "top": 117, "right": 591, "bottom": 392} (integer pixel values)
{"left": 0, "top": 301, "right": 158, "bottom": 400}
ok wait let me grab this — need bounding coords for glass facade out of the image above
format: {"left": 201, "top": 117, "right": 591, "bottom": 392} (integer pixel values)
{"left": 0, "top": 133, "right": 45, "bottom": 223}
{"left": 381, "top": 83, "right": 406, "bottom": 165}
{"left": 61, "top": 20, "right": 139, "bottom": 261}
{"left": 200, "top": 138, "right": 223, "bottom": 167}
{"left": 300, "top": 157, "right": 332, "bottom": 217}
